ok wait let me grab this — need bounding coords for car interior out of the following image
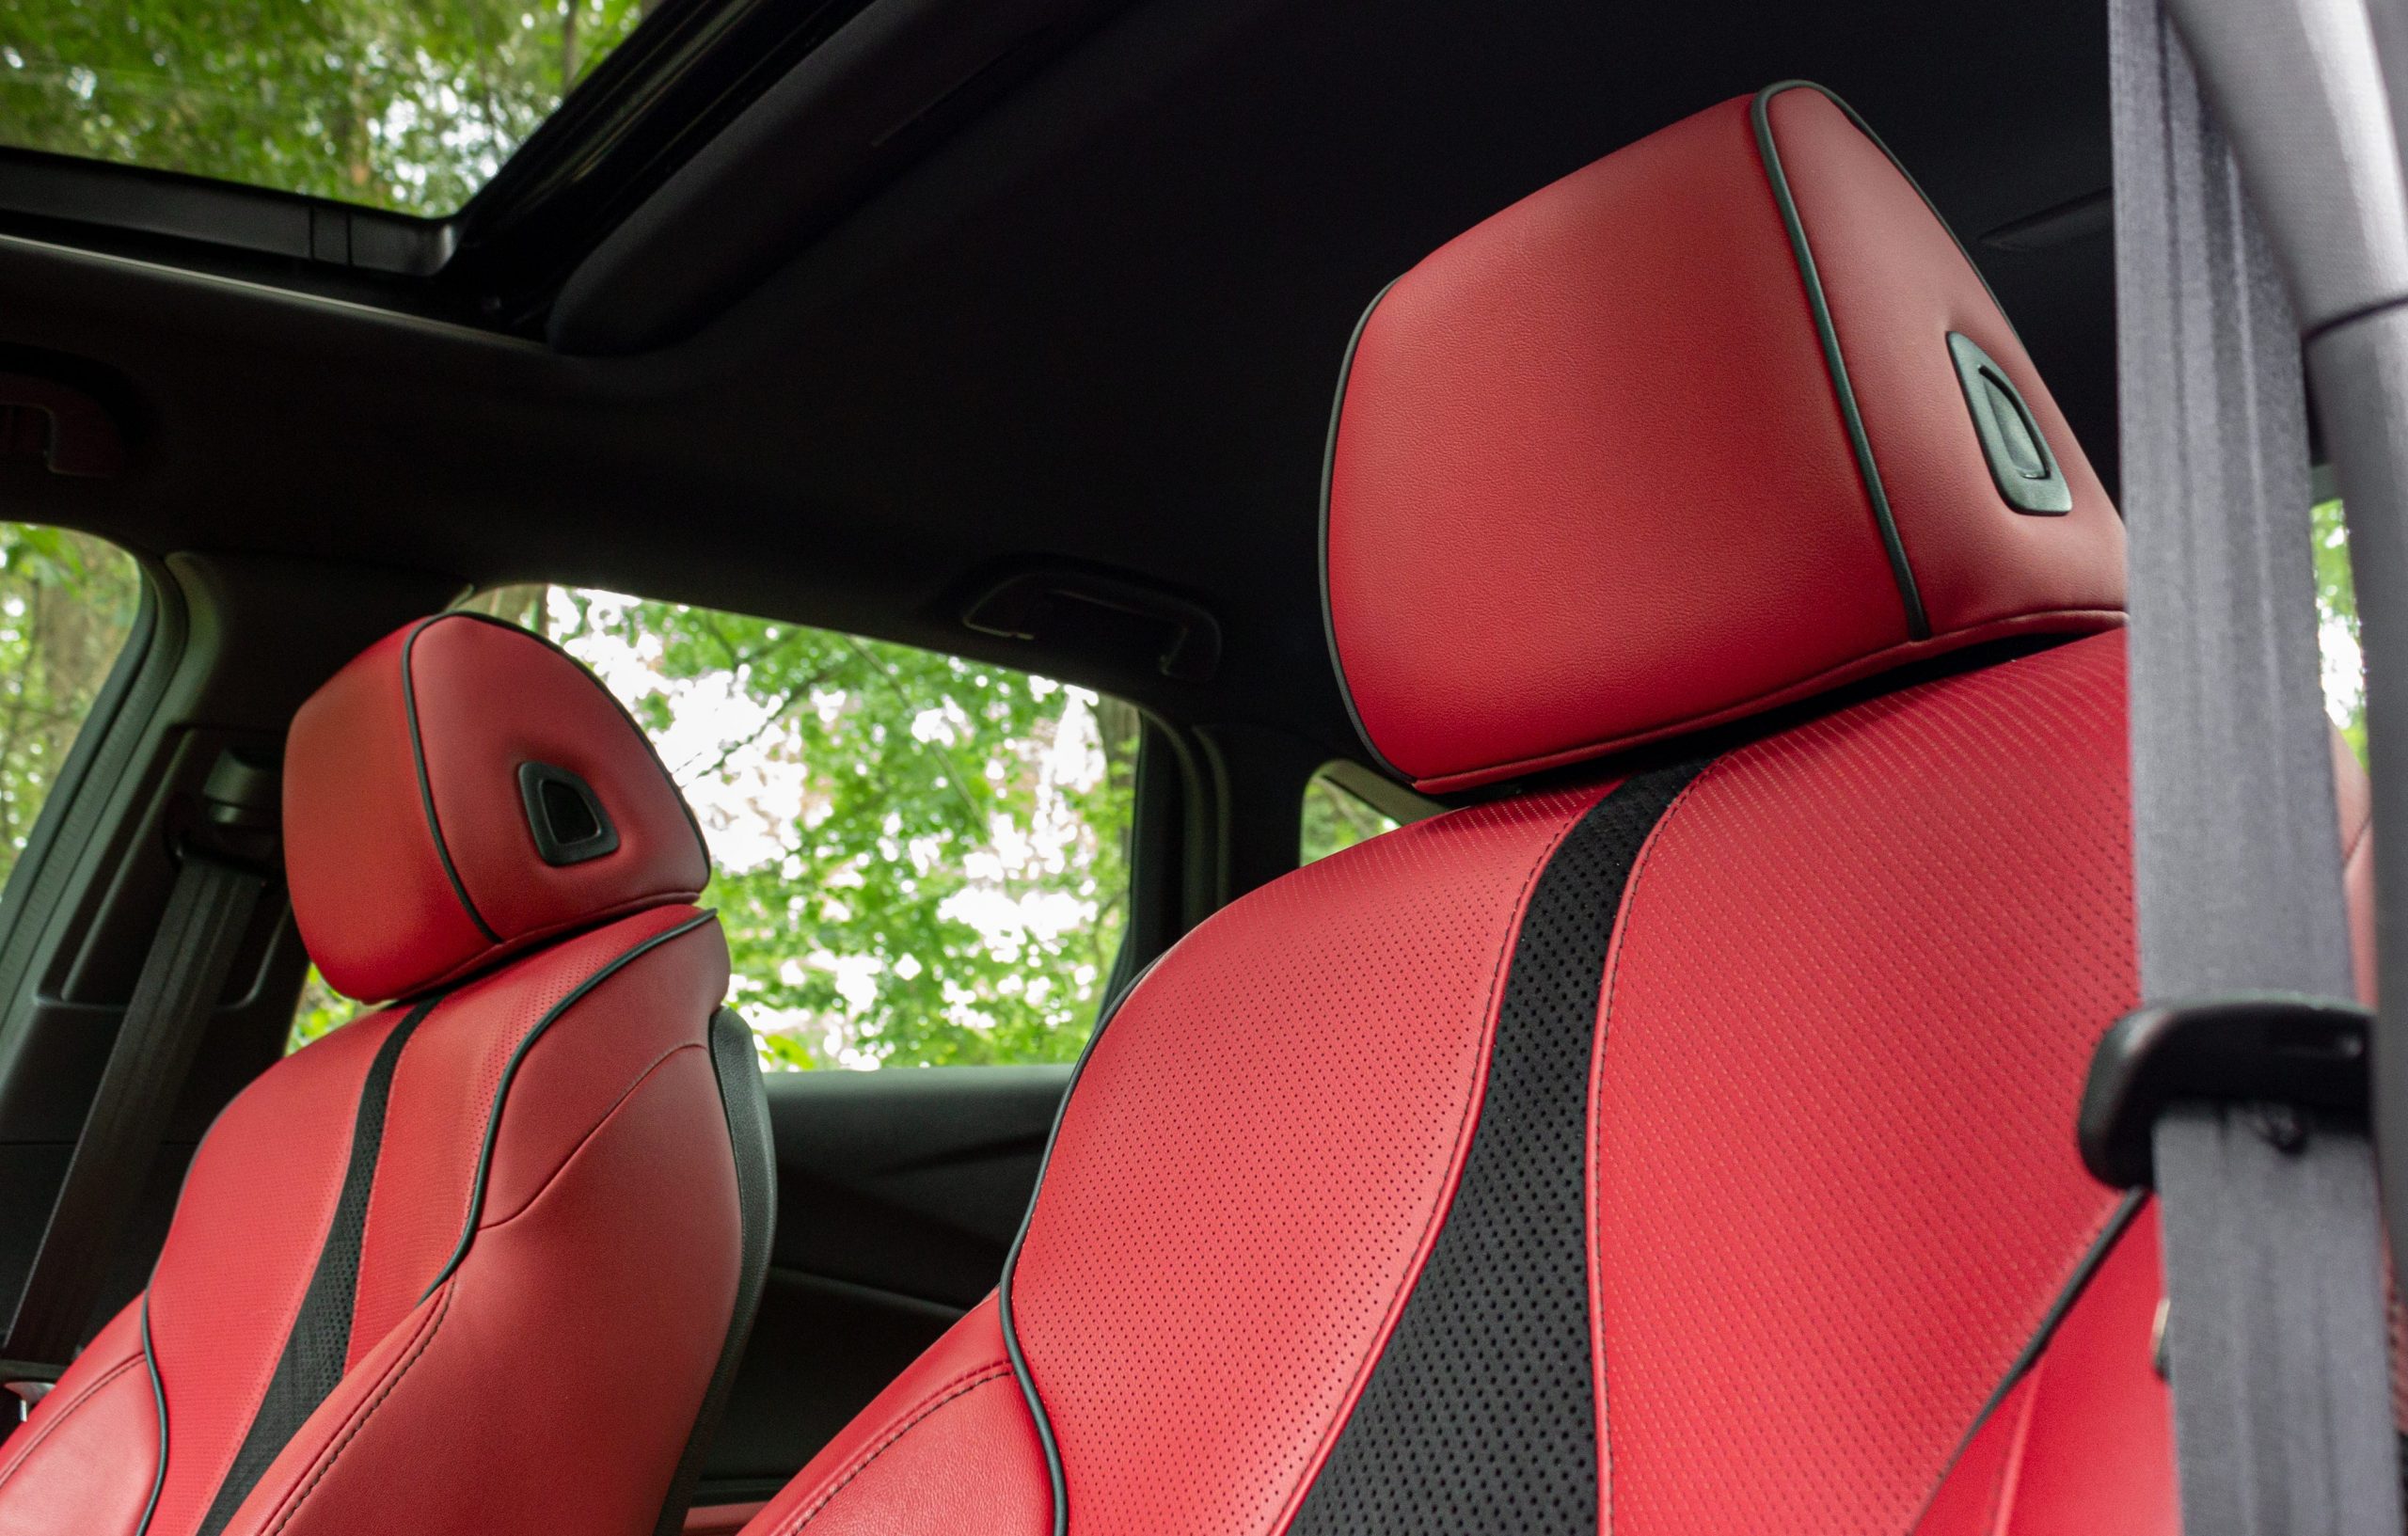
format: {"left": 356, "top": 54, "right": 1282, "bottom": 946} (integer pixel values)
{"left": 0, "top": 0, "right": 2401, "bottom": 1531}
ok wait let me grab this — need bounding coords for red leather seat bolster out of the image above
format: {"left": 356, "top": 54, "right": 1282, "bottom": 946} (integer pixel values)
{"left": 2337, "top": 729, "right": 2378, "bottom": 1006}
{"left": 0, "top": 1301, "right": 157, "bottom": 1536}
{"left": 7, "top": 908, "right": 740, "bottom": 1536}
{"left": 1911, "top": 1203, "right": 2175, "bottom": 1536}
{"left": 737, "top": 1295, "right": 1049, "bottom": 1536}
{"left": 1008, "top": 789, "right": 1608, "bottom": 1533}
{"left": 344, "top": 905, "right": 728, "bottom": 1359}
{"left": 1589, "top": 632, "right": 2137, "bottom": 1534}
{"left": 212, "top": 1037, "right": 743, "bottom": 1536}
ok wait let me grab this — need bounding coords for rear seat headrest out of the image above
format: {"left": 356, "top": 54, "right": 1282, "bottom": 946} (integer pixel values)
{"left": 1323, "top": 82, "right": 2126, "bottom": 794}
{"left": 285, "top": 611, "right": 711, "bottom": 1003}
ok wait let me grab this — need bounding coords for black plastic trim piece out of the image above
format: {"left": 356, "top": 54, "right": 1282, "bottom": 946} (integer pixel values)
{"left": 960, "top": 567, "right": 1223, "bottom": 684}
{"left": 418, "top": 910, "right": 721, "bottom": 1301}
{"left": 650, "top": 1008, "right": 777, "bottom": 1536}
{"left": 0, "top": 148, "right": 456, "bottom": 277}
{"left": 1910, "top": 1189, "right": 2147, "bottom": 1528}
{"left": 1751, "top": 82, "right": 1930, "bottom": 640}
{"left": 517, "top": 761, "right": 623, "bottom": 866}
{"left": 400, "top": 616, "right": 503, "bottom": 945}
{"left": 0, "top": 568, "right": 163, "bottom": 998}
{"left": 996, "top": 953, "right": 1164, "bottom": 1536}
{"left": 2078, "top": 992, "right": 2372, "bottom": 1189}
{"left": 1981, "top": 190, "right": 2113, "bottom": 254}
{"left": 1317, "top": 276, "right": 1411, "bottom": 784}
{"left": 194, "top": 994, "right": 443, "bottom": 1536}
{"left": 436, "top": 610, "right": 713, "bottom": 869}
{"left": 446, "top": 0, "right": 882, "bottom": 326}
{"left": 1946, "top": 332, "right": 2073, "bottom": 515}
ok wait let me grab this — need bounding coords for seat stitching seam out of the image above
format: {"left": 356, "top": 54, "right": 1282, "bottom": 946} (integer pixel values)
{"left": 1588, "top": 765, "right": 1711, "bottom": 1536}
{"left": 0, "top": 1353, "right": 144, "bottom": 1488}
{"left": 261, "top": 1281, "right": 454, "bottom": 1536}
{"left": 1905, "top": 1196, "right": 2130, "bottom": 1528}
{"left": 776, "top": 1364, "right": 1016, "bottom": 1535}
{"left": 2346, "top": 807, "right": 2374, "bottom": 865}
{"left": 1412, "top": 618, "right": 2121, "bottom": 792}
{"left": 476, "top": 1041, "right": 702, "bottom": 1234}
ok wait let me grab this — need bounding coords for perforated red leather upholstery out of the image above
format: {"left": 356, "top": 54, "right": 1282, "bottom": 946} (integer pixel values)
{"left": 733, "top": 84, "right": 2274, "bottom": 1536}
{"left": 0, "top": 615, "right": 761, "bottom": 1536}
{"left": 1589, "top": 629, "right": 2138, "bottom": 1533}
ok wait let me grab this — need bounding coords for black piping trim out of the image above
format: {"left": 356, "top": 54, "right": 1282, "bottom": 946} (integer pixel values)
{"left": 134, "top": 1294, "right": 165, "bottom": 1536}
{"left": 431, "top": 610, "right": 712, "bottom": 867}
{"left": 1317, "top": 277, "right": 1411, "bottom": 783}
{"left": 1909, "top": 1188, "right": 2148, "bottom": 1525}
{"left": 649, "top": 1008, "right": 776, "bottom": 1536}
{"left": 997, "top": 953, "right": 1167, "bottom": 1536}
{"left": 417, "top": 910, "right": 721, "bottom": 1302}
{"left": 1752, "top": 83, "right": 2024, "bottom": 339}
{"left": 401, "top": 615, "right": 503, "bottom": 945}
{"left": 1751, "top": 81, "right": 1931, "bottom": 641}
{"left": 399, "top": 610, "right": 718, "bottom": 954}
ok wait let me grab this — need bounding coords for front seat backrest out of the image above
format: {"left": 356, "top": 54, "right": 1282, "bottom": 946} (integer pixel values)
{"left": 729, "top": 84, "right": 2212, "bottom": 1536}
{"left": 0, "top": 611, "right": 770, "bottom": 1536}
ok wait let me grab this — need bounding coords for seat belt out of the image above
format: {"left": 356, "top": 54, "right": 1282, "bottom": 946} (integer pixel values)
{"left": 2100, "top": 0, "right": 2405, "bottom": 1529}
{"left": 1, "top": 749, "right": 278, "bottom": 1378}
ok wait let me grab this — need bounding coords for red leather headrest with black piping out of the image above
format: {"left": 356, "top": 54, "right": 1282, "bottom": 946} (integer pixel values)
{"left": 1323, "top": 83, "right": 2126, "bottom": 794}
{"left": 285, "top": 611, "right": 710, "bottom": 1002}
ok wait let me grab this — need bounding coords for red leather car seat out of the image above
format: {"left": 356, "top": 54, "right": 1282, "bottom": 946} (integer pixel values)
{"left": 0, "top": 612, "right": 771, "bottom": 1536}
{"left": 725, "top": 83, "right": 2337, "bottom": 1536}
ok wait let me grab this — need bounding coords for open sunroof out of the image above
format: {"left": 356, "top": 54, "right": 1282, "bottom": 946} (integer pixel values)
{"left": 0, "top": 0, "right": 897, "bottom": 332}
{"left": 0, "top": 0, "right": 649, "bottom": 217}
{"left": 0, "top": 0, "right": 1117, "bottom": 340}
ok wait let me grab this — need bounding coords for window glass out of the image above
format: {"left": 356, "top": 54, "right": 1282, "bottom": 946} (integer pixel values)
{"left": 1301, "top": 768, "right": 1402, "bottom": 866}
{"left": 0, "top": 0, "right": 648, "bottom": 215}
{"left": 2315, "top": 495, "right": 2366, "bottom": 763}
{"left": 292, "top": 587, "right": 1140, "bottom": 1069}
{"left": 0, "top": 524, "right": 141, "bottom": 892}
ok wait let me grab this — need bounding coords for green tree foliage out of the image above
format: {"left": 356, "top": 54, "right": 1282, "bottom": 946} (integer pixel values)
{"left": 1299, "top": 772, "right": 1396, "bottom": 866}
{"left": 293, "top": 587, "right": 1139, "bottom": 1069}
{"left": 2315, "top": 497, "right": 2368, "bottom": 763}
{"left": 0, "top": 526, "right": 140, "bottom": 891}
{"left": 0, "top": 0, "right": 646, "bottom": 214}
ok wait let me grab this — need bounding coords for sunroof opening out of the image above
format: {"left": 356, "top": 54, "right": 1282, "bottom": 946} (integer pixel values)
{"left": 0, "top": 0, "right": 653, "bottom": 217}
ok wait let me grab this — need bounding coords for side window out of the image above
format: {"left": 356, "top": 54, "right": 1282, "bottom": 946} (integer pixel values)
{"left": 294, "top": 587, "right": 1139, "bottom": 1070}
{"left": 1300, "top": 766, "right": 1403, "bottom": 865}
{"left": 2315, "top": 493, "right": 2365, "bottom": 763}
{"left": 0, "top": 523, "right": 141, "bottom": 893}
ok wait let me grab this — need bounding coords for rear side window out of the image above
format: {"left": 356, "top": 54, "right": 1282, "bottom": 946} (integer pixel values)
{"left": 1300, "top": 767, "right": 1403, "bottom": 865}
{"left": 2315, "top": 494, "right": 2365, "bottom": 762}
{"left": 0, "top": 524, "right": 141, "bottom": 891}
{"left": 295, "top": 587, "right": 1138, "bottom": 1069}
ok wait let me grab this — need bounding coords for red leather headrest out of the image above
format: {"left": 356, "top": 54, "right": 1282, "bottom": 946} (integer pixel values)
{"left": 1323, "top": 83, "right": 2126, "bottom": 794}
{"left": 285, "top": 612, "right": 710, "bottom": 1002}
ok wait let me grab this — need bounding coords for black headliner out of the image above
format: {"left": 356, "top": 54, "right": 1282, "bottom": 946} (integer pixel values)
{"left": 0, "top": 0, "right": 2114, "bottom": 768}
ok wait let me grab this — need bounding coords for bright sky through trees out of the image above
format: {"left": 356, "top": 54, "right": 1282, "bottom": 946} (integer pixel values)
{"left": 290, "top": 585, "right": 1142, "bottom": 1071}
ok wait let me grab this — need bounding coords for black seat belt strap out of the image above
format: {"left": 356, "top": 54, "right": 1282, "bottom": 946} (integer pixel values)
{"left": 2106, "top": 0, "right": 2403, "bottom": 1529}
{"left": 3, "top": 751, "right": 277, "bottom": 1371}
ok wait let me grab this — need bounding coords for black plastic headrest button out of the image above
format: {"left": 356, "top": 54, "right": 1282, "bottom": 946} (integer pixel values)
{"left": 1947, "top": 331, "right": 2073, "bottom": 515}
{"left": 516, "top": 761, "right": 621, "bottom": 866}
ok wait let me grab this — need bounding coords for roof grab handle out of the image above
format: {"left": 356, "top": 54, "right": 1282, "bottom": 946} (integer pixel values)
{"left": 962, "top": 566, "right": 1221, "bottom": 683}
